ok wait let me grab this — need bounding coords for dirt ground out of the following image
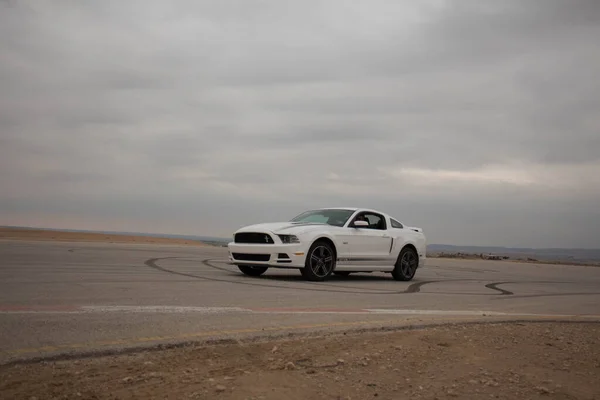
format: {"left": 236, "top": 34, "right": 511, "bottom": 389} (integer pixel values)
{"left": 2, "top": 321, "right": 599, "bottom": 400}
{"left": 0, "top": 227, "right": 208, "bottom": 246}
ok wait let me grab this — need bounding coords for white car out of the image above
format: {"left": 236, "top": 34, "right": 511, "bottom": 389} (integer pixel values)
{"left": 227, "top": 207, "right": 426, "bottom": 281}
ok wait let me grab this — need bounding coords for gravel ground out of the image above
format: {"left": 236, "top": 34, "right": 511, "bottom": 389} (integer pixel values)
{"left": 1, "top": 321, "right": 599, "bottom": 400}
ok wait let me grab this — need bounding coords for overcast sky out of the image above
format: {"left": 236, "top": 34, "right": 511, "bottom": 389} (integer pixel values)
{"left": 1, "top": 0, "right": 599, "bottom": 248}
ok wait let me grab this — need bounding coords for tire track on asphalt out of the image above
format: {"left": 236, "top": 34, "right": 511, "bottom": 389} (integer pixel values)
{"left": 485, "top": 282, "right": 514, "bottom": 295}
{"left": 494, "top": 292, "right": 600, "bottom": 300}
{"left": 201, "top": 259, "right": 517, "bottom": 295}
{"left": 200, "top": 258, "right": 414, "bottom": 292}
{"left": 483, "top": 281, "right": 600, "bottom": 299}
{"left": 145, "top": 257, "right": 442, "bottom": 295}
{"left": 178, "top": 259, "right": 600, "bottom": 299}
{"left": 148, "top": 257, "right": 562, "bottom": 297}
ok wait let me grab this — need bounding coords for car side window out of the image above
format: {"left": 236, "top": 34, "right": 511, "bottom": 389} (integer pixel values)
{"left": 363, "top": 213, "right": 387, "bottom": 230}
{"left": 391, "top": 218, "right": 403, "bottom": 229}
{"left": 350, "top": 212, "right": 387, "bottom": 230}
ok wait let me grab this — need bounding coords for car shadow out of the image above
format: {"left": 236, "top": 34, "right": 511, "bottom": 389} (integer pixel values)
{"left": 232, "top": 272, "right": 394, "bottom": 283}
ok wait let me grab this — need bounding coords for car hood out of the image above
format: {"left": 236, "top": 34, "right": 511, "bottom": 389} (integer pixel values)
{"left": 236, "top": 222, "right": 328, "bottom": 235}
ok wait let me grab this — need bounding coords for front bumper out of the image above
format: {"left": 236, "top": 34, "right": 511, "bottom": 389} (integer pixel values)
{"left": 227, "top": 242, "right": 307, "bottom": 268}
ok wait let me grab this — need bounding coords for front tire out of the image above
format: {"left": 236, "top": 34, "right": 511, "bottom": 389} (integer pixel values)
{"left": 238, "top": 265, "right": 269, "bottom": 277}
{"left": 392, "top": 247, "right": 419, "bottom": 281}
{"left": 300, "top": 240, "right": 336, "bottom": 281}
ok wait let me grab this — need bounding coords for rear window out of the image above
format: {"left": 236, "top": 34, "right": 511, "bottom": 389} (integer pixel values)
{"left": 391, "top": 218, "right": 403, "bottom": 228}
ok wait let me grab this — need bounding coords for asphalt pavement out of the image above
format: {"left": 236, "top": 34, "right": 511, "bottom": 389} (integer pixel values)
{"left": 1, "top": 239, "right": 600, "bottom": 364}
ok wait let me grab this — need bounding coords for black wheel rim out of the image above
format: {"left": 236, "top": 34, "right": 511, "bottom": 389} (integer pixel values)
{"left": 400, "top": 251, "right": 418, "bottom": 277}
{"left": 309, "top": 246, "right": 334, "bottom": 278}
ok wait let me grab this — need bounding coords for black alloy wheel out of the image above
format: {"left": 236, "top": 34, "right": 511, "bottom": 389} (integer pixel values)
{"left": 392, "top": 247, "right": 419, "bottom": 281}
{"left": 301, "top": 240, "right": 335, "bottom": 281}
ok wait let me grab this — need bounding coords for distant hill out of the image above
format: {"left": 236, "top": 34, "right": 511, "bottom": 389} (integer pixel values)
{"left": 427, "top": 244, "right": 600, "bottom": 263}
{"left": 0, "top": 225, "right": 231, "bottom": 246}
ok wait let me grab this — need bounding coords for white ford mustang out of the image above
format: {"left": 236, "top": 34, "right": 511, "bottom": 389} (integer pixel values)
{"left": 227, "top": 207, "right": 426, "bottom": 281}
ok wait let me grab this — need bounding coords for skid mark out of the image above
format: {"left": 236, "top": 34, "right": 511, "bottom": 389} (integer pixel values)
{"left": 485, "top": 282, "right": 514, "bottom": 295}
{"left": 144, "top": 257, "right": 445, "bottom": 295}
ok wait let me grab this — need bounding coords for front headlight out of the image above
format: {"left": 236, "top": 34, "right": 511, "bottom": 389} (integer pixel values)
{"left": 278, "top": 234, "right": 300, "bottom": 244}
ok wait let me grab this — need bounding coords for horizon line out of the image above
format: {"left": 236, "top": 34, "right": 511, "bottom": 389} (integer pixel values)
{"left": 2, "top": 224, "right": 599, "bottom": 251}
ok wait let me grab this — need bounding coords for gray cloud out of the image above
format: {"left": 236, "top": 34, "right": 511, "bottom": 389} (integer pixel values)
{"left": 1, "top": 0, "right": 599, "bottom": 247}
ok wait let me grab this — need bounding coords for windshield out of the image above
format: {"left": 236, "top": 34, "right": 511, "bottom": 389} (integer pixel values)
{"left": 290, "top": 209, "right": 355, "bottom": 227}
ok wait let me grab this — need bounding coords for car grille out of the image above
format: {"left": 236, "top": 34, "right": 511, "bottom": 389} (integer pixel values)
{"left": 234, "top": 232, "right": 274, "bottom": 244}
{"left": 232, "top": 253, "right": 271, "bottom": 262}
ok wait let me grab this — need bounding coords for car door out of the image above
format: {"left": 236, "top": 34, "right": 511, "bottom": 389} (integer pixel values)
{"left": 340, "top": 212, "right": 392, "bottom": 267}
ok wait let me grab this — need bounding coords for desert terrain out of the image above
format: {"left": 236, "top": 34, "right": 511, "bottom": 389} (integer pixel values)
{"left": 2, "top": 322, "right": 599, "bottom": 400}
{"left": 0, "top": 227, "right": 208, "bottom": 246}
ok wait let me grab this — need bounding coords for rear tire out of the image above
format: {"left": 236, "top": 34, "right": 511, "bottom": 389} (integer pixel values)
{"left": 238, "top": 265, "right": 268, "bottom": 277}
{"left": 300, "top": 240, "right": 336, "bottom": 281}
{"left": 392, "top": 247, "right": 419, "bottom": 281}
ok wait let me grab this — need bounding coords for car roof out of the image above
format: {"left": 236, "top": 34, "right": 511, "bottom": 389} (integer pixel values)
{"left": 305, "top": 207, "right": 405, "bottom": 225}
{"left": 316, "top": 207, "right": 391, "bottom": 216}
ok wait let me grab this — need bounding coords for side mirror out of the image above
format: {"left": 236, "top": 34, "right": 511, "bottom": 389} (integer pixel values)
{"left": 353, "top": 220, "right": 369, "bottom": 228}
